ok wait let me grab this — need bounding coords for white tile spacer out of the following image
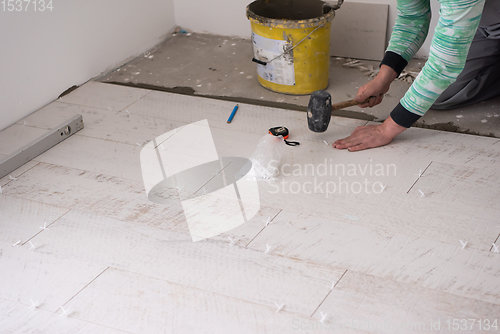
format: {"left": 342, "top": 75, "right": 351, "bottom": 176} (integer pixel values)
{"left": 418, "top": 190, "right": 425, "bottom": 197}
{"left": 125, "top": 109, "right": 130, "bottom": 113}
{"left": 29, "top": 299, "right": 39, "bottom": 309}
{"left": 12, "top": 240, "right": 22, "bottom": 247}
{"left": 9, "top": 175, "right": 17, "bottom": 181}
{"left": 228, "top": 237, "right": 235, "bottom": 246}
{"left": 160, "top": 144, "right": 165, "bottom": 151}
{"left": 415, "top": 169, "right": 423, "bottom": 178}
{"left": 320, "top": 312, "right": 328, "bottom": 323}
{"left": 136, "top": 142, "right": 142, "bottom": 146}
{"left": 107, "top": 106, "right": 112, "bottom": 111}
{"left": 331, "top": 281, "right": 335, "bottom": 290}
{"left": 28, "top": 241, "right": 37, "bottom": 251}
{"left": 40, "top": 222, "right": 49, "bottom": 230}
{"left": 59, "top": 306, "right": 71, "bottom": 317}
{"left": 460, "top": 240, "right": 467, "bottom": 249}
{"left": 265, "top": 216, "right": 271, "bottom": 226}
{"left": 0, "top": 185, "right": 2, "bottom": 194}
{"left": 265, "top": 244, "right": 272, "bottom": 254}
{"left": 493, "top": 243, "right": 499, "bottom": 253}
{"left": 274, "top": 302, "right": 284, "bottom": 313}
{"left": 323, "top": 140, "right": 329, "bottom": 146}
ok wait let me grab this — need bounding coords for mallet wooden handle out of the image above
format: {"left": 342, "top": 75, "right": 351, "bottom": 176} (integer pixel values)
{"left": 331, "top": 97, "right": 371, "bottom": 111}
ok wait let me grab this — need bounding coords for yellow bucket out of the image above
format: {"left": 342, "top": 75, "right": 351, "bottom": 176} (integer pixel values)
{"left": 246, "top": 0, "right": 335, "bottom": 95}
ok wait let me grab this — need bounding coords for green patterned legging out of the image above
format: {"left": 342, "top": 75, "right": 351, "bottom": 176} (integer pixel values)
{"left": 388, "top": 0, "right": 486, "bottom": 116}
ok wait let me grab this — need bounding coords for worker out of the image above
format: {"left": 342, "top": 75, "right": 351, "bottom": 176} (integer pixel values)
{"left": 334, "top": 0, "right": 500, "bottom": 152}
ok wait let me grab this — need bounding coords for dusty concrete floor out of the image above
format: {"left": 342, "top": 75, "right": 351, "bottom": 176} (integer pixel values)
{"left": 98, "top": 32, "right": 500, "bottom": 137}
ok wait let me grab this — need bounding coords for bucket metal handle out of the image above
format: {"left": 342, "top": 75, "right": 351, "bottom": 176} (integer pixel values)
{"left": 252, "top": 22, "right": 326, "bottom": 66}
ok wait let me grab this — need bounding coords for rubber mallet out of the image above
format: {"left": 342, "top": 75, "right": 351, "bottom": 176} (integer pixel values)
{"left": 307, "top": 90, "right": 370, "bottom": 133}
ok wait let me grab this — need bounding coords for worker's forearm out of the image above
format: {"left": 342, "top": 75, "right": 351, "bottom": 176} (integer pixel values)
{"left": 380, "top": 116, "right": 407, "bottom": 139}
{"left": 376, "top": 65, "right": 399, "bottom": 87}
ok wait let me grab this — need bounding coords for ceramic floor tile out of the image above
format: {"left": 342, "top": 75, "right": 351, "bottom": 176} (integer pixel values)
{"left": 59, "top": 81, "right": 150, "bottom": 112}
{"left": 0, "top": 241, "right": 108, "bottom": 312}
{"left": 317, "top": 271, "right": 500, "bottom": 333}
{"left": 16, "top": 102, "right": 114, "bottom": 130}
{"left": 65, "top": 267, "right": 325, "bottom": 334}
{"left": 0, "top": 194, "right": 69, "bottom": 245}
{"left": 0, "top": 298, "right": 129, "bottom": 334}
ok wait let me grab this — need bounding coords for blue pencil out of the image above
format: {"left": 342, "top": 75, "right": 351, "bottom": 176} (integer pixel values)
{"left": 227, "top": 104, "right": 239, "bottom": 123}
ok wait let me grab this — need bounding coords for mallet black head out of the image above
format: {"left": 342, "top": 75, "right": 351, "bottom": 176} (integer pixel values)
{"left": 307, "top": 90, "right": 332, "bottom": 133}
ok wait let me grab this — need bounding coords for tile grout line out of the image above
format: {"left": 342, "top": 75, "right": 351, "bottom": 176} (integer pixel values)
{"left": 105, "top": 266, "right": 320, "bottom": 320}
{"left": 310, "top": 269, "right": 348, "bottom": 318}
{"left": 21, "top": 208, "right": 72, "bottom": 246}
{"left": 490, "top": 233, "right": 500, "bottom": 252}
{"left": 73, "top": 132, "right": 158, "bottom": 149}
{"left": 245, "top": 209, "right": 283, "bottom": 248}
{"left": 53, "top": 86, "right": 152, "bottom": 113}
{"left": 59, "top": 266, "right": 110, "bottom": 312}
{"left": 406, "top": 161, "right": 433, "bottom": 194}
{"left": 194, "top": 162, "right": 233, "bottom": 195}
{"left": 120, "top": 89, "right": 154, "bottom": 112}
{"left": 53, "top": 100, "right": 124, "bottom": 113}
{"left": 0, "top": 161, "right": 42, "bottom": 188}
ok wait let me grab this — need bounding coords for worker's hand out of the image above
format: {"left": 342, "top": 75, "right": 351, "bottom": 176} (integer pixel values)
{"left": 356, "top": 65, "right": 399, "bottom": 108}
{"left": 333, "top": 116, "right": 406, "bottom": 152}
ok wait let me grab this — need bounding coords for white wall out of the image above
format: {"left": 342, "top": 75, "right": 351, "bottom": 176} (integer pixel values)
{"left": 174, "top": 0, "right": 439, "bottom": 58}
{"left": 0, "top": 0, "right": 176, "bottom": 131}
{"left": 348, "top": 0, "right": 440, "bottom": 59}
{"left": 174, "top": 0, "right": 251, "bottom": 37}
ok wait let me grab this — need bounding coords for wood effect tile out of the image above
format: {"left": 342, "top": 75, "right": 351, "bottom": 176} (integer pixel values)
{"left": 0, "top": 241, "right": 108, "bottom": 312}
{"left": 64, "top": 267, "right": 334, "bottom": 334}
{"left": 0, "top": 298, "right": 129, "bottom": 334}
{"left": 16, "top": 102, "right": 113, "bottom": 131}
{"left": 59, "top": 81, "right": 150, "bottom": 112}
{"left": 248, "top": 210, "right": 500, "bottom": 305}
{"left": 29, "top": 209, "right": 345, "bottom": 317}
{"left": 0, "top": 194, "right": 69, "bottom": 245}
{"left": 317, "top": 270, "right": 500, "bottom": 333}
